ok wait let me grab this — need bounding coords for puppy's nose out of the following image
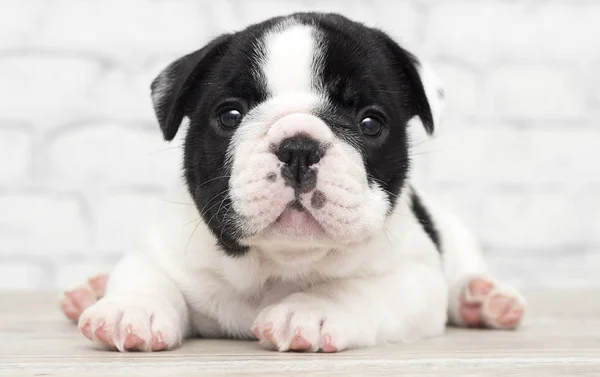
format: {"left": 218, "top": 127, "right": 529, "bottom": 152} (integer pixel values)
{"left": 277, "top": 135, "right": 322, "bottom": 186}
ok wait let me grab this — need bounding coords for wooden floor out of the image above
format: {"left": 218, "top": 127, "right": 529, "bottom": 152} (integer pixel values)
{"left": 1, "top": 290, "right": 599, "bottom": 376}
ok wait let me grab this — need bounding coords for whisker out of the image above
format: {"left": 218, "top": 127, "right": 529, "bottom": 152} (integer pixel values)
{"left": 382, "top": 228, "right": 394, "bottom": 251}
{"left": 182, "top": 217, "right": 201, "bottom": 227}
{"left": 196, "top": 175, "right": 232, "bottom": 189}
{"left": 185, "top": 219, "right": 203, "bottom": 256}
{"left": 163, "top": 200, "right": 195, "bottom": 206}
{"left": 146, "top": 144, "right": 184, "bottom": 155}
{"left": 410, "top": 138, "right": 434, "bottom": 148}
{"left": 410, "top": 147, "right": 452, "bottom": 157}
{"left": 206, "top": 195, "right": 230, "bottom": 227}
{"left": 197, "top": 189, "right": 229, "bottom": 217}
{"left": 194, "top": 176, "right": 231, "bottom": 199}
{"left": 199, "top": 195, "right": 230, "bottom": 220}
{"left": 219, "top": 204, "right": 235, "bottom": 242}
{"left": 370, "top": 178, "right": 402, "bottom": 200}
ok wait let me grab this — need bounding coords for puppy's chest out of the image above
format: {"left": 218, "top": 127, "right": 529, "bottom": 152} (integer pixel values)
{"left": 225, "top": 265, "right": 318, "bottom": 305}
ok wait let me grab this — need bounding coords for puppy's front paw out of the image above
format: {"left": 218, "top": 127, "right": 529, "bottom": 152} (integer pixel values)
{"left": 252, "top": 293, "right": 368, "bottom": 353}
{"left": 453, "top": 276, "right": 526, "bottom": 329}
{"left": 78, "top": 295, "right": 182, "bottom": 352}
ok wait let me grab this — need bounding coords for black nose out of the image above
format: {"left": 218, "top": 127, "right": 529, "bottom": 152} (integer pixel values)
{"left": 277, "top": 135, "right": 322, "bottom": 188}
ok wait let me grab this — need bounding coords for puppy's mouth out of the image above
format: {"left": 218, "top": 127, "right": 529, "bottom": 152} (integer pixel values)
{"left": 268, "top": 199, "right": 325, "bottom": 238}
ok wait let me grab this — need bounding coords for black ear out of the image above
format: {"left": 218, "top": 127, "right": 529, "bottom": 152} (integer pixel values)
{"left": 151, "top": 34, "right": 231, "bottom": 141}
{"left": 375, "top": 32, "right": 443, "bottom": 135}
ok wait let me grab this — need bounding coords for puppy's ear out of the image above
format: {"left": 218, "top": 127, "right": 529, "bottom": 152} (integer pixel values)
{"left": 151, "top": 34, "right": 231, "bottom": 141}
{"left": 376, "top": 32, "right": 444, "bottom": 135}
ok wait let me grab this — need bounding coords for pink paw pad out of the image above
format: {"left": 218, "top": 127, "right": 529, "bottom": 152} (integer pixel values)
{"left": 320, "top": 334, "right": 338, "bottom": 353}
{"left": 262, "top": 324, "right": 276, "bottom": 344}
{"left": 459, "top": 277, "right": 525, "bottom": 330}
{"left": 289, "top": 330, "right": 312, "bottom": 351}
{"left": 485, "top": 294, "right": 524, "bottom": 328}
{"left": 80, "top": 320, "right": 93, "bottom": 340}
{"left": 123, "top": 327, "right": 145, "bottom": 349}
{"left": 93, "top": 322, "right": 116, "bottom": 347}
{"left": 151, "top": 333, "right": 167, "bottom": 351}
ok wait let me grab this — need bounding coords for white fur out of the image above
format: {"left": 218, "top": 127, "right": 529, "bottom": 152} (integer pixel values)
{"left": 77, "top": 21, "right": 525, "bottom": 352}
{"left": 262, "top": 23, "right": 318, "bottom": 96}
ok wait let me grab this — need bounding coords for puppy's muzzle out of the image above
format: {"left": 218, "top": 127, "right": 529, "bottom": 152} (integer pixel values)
{"left": 276, "top": 135, "right": 323, "bottom": 193}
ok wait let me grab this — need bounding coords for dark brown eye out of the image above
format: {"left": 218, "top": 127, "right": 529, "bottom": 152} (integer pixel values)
{"left": 218, "top": 109, "right": 243, "bottom": 128}
{"left": 359, "top": 116, "right": 383, "bottom": 137}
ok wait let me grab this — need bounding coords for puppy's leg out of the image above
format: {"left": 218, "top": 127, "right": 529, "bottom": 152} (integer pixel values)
{"left": 78, "top": 252, "right": 190, "bottom": 352}
{"left": 439, "top": 213, "right": 526, "bottom": 329}
{"left": 253, "top": 263, "right": 448, "bottom": 352}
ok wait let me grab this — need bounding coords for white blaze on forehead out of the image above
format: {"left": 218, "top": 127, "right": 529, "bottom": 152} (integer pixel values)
{"left": 261, "top": 23, "right": 318, "bottom": 96}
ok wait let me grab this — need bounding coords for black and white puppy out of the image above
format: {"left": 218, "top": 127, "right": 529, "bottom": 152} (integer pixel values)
{"left": 65, "top": 13, "right": 526, "bottom": 353}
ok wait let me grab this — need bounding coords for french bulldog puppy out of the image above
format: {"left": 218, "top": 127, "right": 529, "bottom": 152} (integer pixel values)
{"left": 61, "top": 13, "right": 525, "bottom": 353}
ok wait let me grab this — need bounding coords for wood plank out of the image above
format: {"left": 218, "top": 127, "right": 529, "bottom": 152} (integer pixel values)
{"left": 1, "top": 290, "right": 599, "bottom": 376}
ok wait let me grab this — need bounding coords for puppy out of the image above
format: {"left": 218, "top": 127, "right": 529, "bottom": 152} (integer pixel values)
{"left": 61, "top": 13, "right": 525, "bottom": 353}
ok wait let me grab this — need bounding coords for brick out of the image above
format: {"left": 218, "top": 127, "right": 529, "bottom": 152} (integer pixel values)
{"left": 579, "top": 190, "right": 600, "bottom": 246}
{"left": 587, "top": 63, "right": 600, "bottom": 113}
{"left": 361, "top": 0, "right": 422, "bottom": 50}
{"left": 428, "top": 187, "right": 582, "bottom": 250}
{"left": 48, "top": 123, "right": 180, "bottom": 189}
{"left": 370, "top": 0, "right": 426, "bottom": 49}
{"left": 236, "top": 0, "right": 311, "bottom": 27}
{"left": 476, "top": 190, "right": 582, "bottom": 251}
{"left": 424, "top": 2, "right": 600, "bottom": 62}
{"left": 0, "top": 263, "right": 47, "bottom": 290}
{"left": 235, "top": 0, "right": 421, "bottom": 49}
{"left": 423, "top": 1, "right": 509, "bottom": 63}
{"left": 425, "top": 124, "right": 528, "bottom": 184}
{"left": 35, "top": 0, "right": 210, "bottom": 60}
{"left": 486, "top": 253, "right": 600, "bottom": 288}
{"left": 82, "top": 54, "right": 187, "bottom": 121}
{"left": 0, "top": 195, "right": 87, "bottom": 253}
{"left": 0, "top": 129, "right": 33, "bottom": 183}
{"left": 432, "top": 63, "right": 481, "bottom": 117}
{"left": 427, "top": 125, "right": 600, "bottom": 186}
{"left": 526, "top": 128, "right": 600, "bottom": 186}
{"left": 85, "top": 66, "right": 156, "bottom": 122}
{"left": 0, "top": 0, "right": 45, "bottom": 47}
{"left": 94, "top": 193, "right": 164, "bottom": 251}
{"left": 424, "top": 186, "right": 483, "bottom": 235}
{"left": 484, "top": 65, "right": 585, "bottom": 120}
{"left": 0, "top": 56, "right": 100, "bottom": 122}
{"left": 502, "top": 3, "right": 600, "bottom": 61}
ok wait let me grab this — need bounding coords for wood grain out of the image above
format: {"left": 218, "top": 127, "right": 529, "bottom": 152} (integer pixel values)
{"left": 1, "top": 290, "right": 599, "bottom": 376}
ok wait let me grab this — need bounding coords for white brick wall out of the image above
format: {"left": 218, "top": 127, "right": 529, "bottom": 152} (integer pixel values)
{"left": 1, "top": 0, "right": 598, "bottom": 290}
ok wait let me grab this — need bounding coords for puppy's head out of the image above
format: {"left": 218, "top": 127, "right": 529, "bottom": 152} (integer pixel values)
{"left": 151, "top": 13, "right": 443, "bottom": 258}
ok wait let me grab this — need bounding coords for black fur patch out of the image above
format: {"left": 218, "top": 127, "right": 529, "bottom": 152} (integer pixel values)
{"left": 266, "top": 172, "right": 277, "bottom": 182}
{"left": 289, "top": 199, "right": 305, "bottom": 211}
{"left": 311, "top": 190, "right": 327, "bottom": 209}
{"left": 410, "top": 190, "right": 441, "bottom": 252}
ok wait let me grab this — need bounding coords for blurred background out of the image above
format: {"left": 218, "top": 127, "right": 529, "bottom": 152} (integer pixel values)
{"left": 0, "top": 0, "right": 598, "bottom": 290}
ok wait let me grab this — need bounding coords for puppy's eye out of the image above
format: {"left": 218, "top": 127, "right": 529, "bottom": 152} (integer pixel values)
{"left": 359, "top": 116, "right": 383, "bottom": 137}
{"left": 218, "top": 109, "right": 243, "bottom": 129}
